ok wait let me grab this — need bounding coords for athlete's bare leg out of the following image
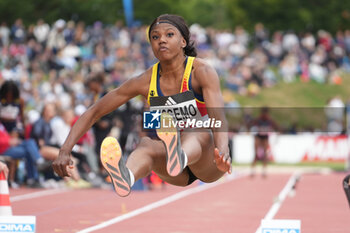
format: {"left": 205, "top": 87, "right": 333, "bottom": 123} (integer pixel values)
{"left": 251, "top": 137, "right": 260, "bottom": 177}
{"left": 180, "top": 130, "right": 225, "bottom": 183}
{"left": 100, "top": 123, "right": 228, "bottom": 197}
{"left": 125, "top": 129, "right": 225, "bottom": 186}
{"left": 126, "top": 137, "right": 190, "bottom": 186}
{"left": 261, "top": 139, "right": 269, "bottom": 177}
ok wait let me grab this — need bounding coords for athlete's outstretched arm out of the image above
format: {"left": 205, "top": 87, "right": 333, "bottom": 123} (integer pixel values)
{"left": 195, "top": 62, "right": 231, "bottom": 174}
{"left": 53, "top": 73, "right": 149, "bottom": 177}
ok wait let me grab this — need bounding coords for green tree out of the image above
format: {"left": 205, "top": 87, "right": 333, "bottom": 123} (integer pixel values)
{"left": 223, "top": 0, "right": 350, "bottom": 33}
{"left": 0, "top": 0, "right": 348, "bottom": 34}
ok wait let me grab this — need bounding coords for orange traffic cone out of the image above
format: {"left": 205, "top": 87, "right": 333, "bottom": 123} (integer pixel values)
{"left": 0, "top": 171, "right": 12, "bottom": 215}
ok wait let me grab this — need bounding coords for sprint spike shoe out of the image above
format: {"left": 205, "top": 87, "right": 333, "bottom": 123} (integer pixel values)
{"left": 101, "top": 137, "right": 131, "bottom": 197}
{"left": 156, "top": 113, "right": 186, "bottom": 177}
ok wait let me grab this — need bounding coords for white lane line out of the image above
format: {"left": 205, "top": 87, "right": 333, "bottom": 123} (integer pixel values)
{"left": 77, "top": 172, "right": 248, "bottom": 233}
{"left": 10, "top": 189, "right": 70, "bottom": 202}
{"left": 255, "top": 172, "right": 300, "bottom": 233}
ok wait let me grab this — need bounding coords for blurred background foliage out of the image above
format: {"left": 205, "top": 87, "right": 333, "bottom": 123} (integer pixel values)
{"left": 0, "top": 0, "right": 349, "bottom": 33}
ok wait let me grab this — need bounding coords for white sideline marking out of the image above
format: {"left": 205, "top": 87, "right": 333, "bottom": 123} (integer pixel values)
{"left": 77, "top": 172, "right": 247, "bottom": 233}
{"left": 10, "top": 189, "right": 70, "bottom": 202}
{"left": 255, "top": 172, "right": 300, "bottom": 233}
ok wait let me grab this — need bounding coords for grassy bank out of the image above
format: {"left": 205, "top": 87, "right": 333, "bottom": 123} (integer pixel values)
{"left": 226, "top": 76, "right": 350, "bottom": 131}
{"left": 234, "top": 76, "right": 350, "bottom": 107}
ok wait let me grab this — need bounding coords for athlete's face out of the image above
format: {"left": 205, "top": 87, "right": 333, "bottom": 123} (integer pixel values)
{"left": 150, "top": 23, "right": 186, "bottom": 60}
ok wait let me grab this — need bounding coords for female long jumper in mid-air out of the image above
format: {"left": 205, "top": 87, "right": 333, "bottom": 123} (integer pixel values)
{"left": 53, "top": 14, "right": 232, "bottom": 197}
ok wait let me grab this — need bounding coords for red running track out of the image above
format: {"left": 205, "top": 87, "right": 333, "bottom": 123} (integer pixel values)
{"left": 98, "top": 174, "right": 289, "bottom": 233}
{"left": 7, "top": 172, "right": 349, "bottom": 233}
{"left": 276, "top": 172, "right": 350, "bottom": 233}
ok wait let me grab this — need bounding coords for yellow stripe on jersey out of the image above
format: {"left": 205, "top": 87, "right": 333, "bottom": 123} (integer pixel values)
{"left": 147, "top": 62, "right": 159, "bottom": 104}
{"left": 180, "top": 56, "right": 195, "bottom": 93}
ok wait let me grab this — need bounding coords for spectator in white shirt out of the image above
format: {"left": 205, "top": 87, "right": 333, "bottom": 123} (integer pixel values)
{"left": 33, "top": 19, "right": 50, "bottom": 44}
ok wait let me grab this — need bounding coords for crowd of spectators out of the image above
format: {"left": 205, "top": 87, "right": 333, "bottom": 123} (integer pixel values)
{"left": 0, "top": 18, "right": 350, "bottom": 188}
{"left": 190, "top": 23, "right": 350, "bottom": 96}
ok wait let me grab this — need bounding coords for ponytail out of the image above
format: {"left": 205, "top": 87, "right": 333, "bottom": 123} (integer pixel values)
{"left": 184, "top": 41, "right": 197, "bottom": 57}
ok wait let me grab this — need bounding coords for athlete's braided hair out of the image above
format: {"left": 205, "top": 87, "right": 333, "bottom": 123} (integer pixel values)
{"left": 149, "top": 14, "right": 197, "bottom": 57}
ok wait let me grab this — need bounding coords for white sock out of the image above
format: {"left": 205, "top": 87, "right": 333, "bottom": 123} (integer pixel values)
{"left": 183, "top": 150, "right": 188, "bottom": 167}
{"left": 128, "top": 169, "right": 135, "bottom": 187}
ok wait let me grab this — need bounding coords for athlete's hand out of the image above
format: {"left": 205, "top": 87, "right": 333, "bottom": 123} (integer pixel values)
{"left": 52, "top": 149, "right": 74, "bottom": 177}
{"left": 214, "top": 148, "right": 232, "bottom": 174}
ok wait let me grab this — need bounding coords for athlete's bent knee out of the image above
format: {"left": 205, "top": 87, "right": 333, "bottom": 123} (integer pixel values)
{"left": 136, "top": 137, "right": 160, "bottom": 159}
